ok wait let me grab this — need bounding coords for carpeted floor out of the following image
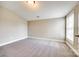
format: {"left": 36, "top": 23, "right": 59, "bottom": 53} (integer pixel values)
{"left": 0, "top": 38, "right": 77, "bottom": 57}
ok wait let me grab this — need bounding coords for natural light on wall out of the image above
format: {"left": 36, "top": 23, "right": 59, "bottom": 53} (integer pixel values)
{"left": 66, "top": 11, "right": 74, "bottom": 44}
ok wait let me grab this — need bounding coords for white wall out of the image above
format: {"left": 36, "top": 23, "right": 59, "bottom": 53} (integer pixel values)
{"left": 0, "top": 6, "right": 28, "bottom": 45}
{"left": 28, "top": 18, "right": 65, "bottom": 42}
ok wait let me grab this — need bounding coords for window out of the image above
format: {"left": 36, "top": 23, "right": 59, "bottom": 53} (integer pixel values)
{"left": 66, "top": 11, "right": 74, "bottom": 44}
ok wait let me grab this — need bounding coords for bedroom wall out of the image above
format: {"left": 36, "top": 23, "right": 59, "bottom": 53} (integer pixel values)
{"left": 0, "top": 6, "right": 28, "bottom": 46}
{"left": 28, "top": 18, "right": 65, "bottom": 42}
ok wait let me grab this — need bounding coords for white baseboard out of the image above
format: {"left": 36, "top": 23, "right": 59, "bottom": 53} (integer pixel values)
{"left": 66, "top": 41, "right": 79, "bottom": 57}
{"left": 28, "top": 36, "right": 65, "bottom": 43}
{"left": 0, "top": 37, "right": 28, "bottom": 47}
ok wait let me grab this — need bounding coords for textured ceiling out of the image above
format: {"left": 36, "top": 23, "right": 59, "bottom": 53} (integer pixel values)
{"left": 0, "top": 1, "right": 78, "bottom": 21}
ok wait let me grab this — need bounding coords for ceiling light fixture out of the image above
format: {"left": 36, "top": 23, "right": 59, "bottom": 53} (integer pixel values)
{"left": 24, "top": 0, "right": 39, "bottom": 10}
{"left": 28, "top": 0, "right": 35, "bottom": 6}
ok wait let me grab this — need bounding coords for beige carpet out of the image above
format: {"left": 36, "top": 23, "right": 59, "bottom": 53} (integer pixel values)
{"left": 0, "top": 38, "right": 77, "bottom": 57}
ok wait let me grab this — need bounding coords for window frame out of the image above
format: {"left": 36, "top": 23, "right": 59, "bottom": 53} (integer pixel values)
{"left": 66, "top": 11, "right": 75, "bottom": 44}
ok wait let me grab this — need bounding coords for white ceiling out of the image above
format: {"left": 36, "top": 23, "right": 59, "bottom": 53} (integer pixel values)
{"left": 0, "top": 1, "right": 78, "bottom": 21}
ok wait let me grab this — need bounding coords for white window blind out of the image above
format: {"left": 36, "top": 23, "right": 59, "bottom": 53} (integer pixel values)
{"left": 66, "top": 12, "right": 74, "bottom": 43}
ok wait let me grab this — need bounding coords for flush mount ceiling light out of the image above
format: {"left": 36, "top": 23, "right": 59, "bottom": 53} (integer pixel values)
{"left": 24, "top": 0, "right": 39, "bottom": 10}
